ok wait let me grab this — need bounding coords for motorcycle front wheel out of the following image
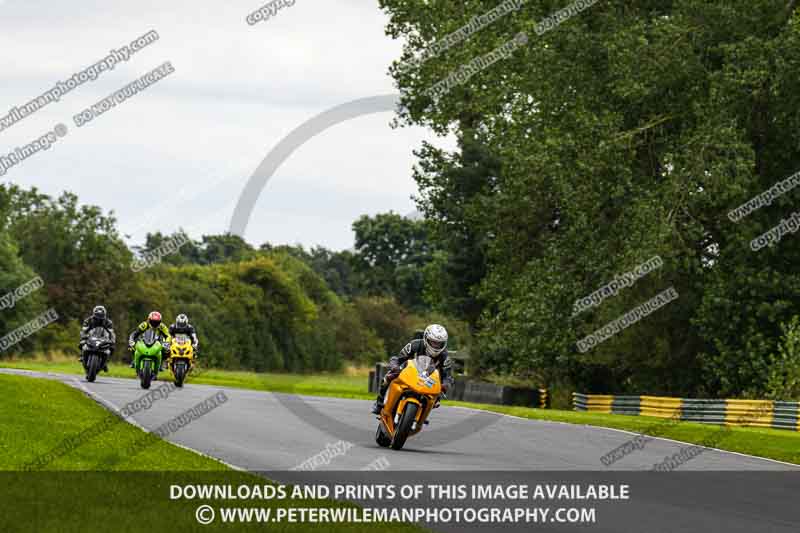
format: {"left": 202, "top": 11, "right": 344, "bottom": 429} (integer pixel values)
{"left": 390, "top": 403, "right": 418, "bottom": 451}
{"left": 375, "top": 424, "right": 391, "bottom": 448}
{"left": 173, "top": 360, "right": 187, "bottom": 388}
{"left": 85, "top": 354, "right": 100, "bottom": 383}
{"left": 140, "top": 359, "right": 153, "bottom": 389}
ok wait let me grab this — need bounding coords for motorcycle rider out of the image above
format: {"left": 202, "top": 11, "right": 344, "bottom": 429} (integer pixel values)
{"left": 79, "top": 305, "right": 116, "bottom": 373}
{"left": 372, "top": 324, "right": 454, "bottom": 415}
{"left": 168, "top": 313, "right": 199, "bottom": 362}
{"left": 128, "top": 311, "right": 172, "bottom": 376}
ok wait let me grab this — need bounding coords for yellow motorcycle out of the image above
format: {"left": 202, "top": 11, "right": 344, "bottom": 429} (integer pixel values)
{"left": 376, "top": 354, "right": 442, "bottom": 450}
{"left": 168, "top": 334, "right": 195, "bottom": 387}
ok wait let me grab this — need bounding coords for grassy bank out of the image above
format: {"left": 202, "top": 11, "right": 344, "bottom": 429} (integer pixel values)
{"left": 3, "top": 357, "right": 800, "bottom": 466}
{"left": 0, "top": 372, "right": 227, "bottom": 471}
{"left": 0, "top": 373, "right": 424, "bottom": 533}
{"left": 1, "top": 355, "right": 373, "bottom": 399}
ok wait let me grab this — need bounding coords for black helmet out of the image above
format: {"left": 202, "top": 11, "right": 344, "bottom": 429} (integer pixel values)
{"left": 176, "top": 314, "right": 189, "bottom": 328}
{"left": 93, "top": 305, "right": 107, "bottom": 321}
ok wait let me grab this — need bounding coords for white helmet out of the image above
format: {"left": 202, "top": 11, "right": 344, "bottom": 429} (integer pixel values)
{"left": 423, "top": 324, "right": 448, "bottom": 358}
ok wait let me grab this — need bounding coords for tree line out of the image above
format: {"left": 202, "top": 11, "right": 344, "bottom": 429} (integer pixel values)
{"left": 0, "top": 183, "right": 466, "bottom": 372}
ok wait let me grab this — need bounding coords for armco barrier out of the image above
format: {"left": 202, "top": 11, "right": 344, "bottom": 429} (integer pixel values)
{"left": 370, "top": 363, "right": 548, "bottom": 408}
{"left": 573, "top": 393, "right": 800, "bottom": 431}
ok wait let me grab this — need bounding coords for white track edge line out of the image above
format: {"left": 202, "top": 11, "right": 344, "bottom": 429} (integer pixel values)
{"left": 447, "top": 405, "right": 800, "bottom": 469}
{"left": 68, "top": 376, "right": 247, "bottom": 472}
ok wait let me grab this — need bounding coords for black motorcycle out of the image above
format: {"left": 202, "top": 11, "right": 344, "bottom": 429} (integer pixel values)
{"left": 81, "top": 326, "right": 113, "bottom": 382}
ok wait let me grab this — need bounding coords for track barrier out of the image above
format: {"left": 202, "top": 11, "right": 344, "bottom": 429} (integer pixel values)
{"left": 369, "top": 363, "right": 549, "bottom": 408}
{"left": 573, "top": 393, "right": 799, "bottom": 431}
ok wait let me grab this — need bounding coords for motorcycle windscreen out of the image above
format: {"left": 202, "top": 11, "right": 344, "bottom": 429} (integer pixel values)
{"left": 88, "top": 326, "right": 110, "bottom": 341}
{"left": 174, "top": 334, "right": 190, "bottom": 345}
{"left": 142, "top": 328, "right": 159, "bottom": 347}
{"left": 415, "top": 355, "right": 437, "bottom": 376}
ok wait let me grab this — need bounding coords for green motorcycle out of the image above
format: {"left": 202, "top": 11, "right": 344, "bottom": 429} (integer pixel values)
{"left": 133, "top": 329, "right": 167, "bottom": 389}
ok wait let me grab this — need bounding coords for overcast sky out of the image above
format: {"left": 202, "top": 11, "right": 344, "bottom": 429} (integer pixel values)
{"left": 0, "top": 0, "right": 451, "bottom": 250}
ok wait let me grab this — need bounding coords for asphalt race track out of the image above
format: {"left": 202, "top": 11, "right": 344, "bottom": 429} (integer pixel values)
{"left": 5, "top": 368, "right": 796, "bottom": 472}
{"left": 9, "top": 368, "right": 800, "bottom": 532}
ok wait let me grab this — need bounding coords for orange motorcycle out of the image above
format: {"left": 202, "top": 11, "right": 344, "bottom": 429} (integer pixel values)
{"left": 376, "top": 354, "right": 442, "bottom": 450}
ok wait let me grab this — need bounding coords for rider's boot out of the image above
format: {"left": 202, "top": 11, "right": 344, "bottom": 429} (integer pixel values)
{"left": 371, "top": 389, "right": 386, "bottom": 415}
{"left": 371, "top": 399, "right": 383, "bottom": 415}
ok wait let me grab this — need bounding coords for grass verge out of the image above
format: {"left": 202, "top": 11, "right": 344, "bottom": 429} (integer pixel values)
{"left": 0, "top": 373, "right": 424, "bottom": 533}
{"left": 1, "top": 356, "right": 372, "bottom": 399}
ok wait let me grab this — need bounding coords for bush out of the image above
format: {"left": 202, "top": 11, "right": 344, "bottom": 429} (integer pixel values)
{"left": 766, "top": 317, "right": 800, "bottom": 400}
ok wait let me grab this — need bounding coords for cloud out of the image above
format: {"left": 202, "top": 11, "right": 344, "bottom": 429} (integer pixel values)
{"left": 0, "top": 0, "right": 453, "bottom": 250}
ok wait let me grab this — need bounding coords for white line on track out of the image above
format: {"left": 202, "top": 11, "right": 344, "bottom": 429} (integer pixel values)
{"left": 447, "top": 405, "right": 800, "bottom": 469}
{"left": 67, "top": 373, "right": 248, "bottom": 472}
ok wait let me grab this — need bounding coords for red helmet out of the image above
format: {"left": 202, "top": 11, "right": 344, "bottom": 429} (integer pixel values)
{"left": 148, "top": 311, "right": 162, "bottom": 329}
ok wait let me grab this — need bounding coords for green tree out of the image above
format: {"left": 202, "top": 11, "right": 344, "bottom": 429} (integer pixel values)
{"left": 0, "top": 184, "right": 135, "bottom": 339}
{"left": 0, "top": 230, "right": 47, "bottom": 356}
{"left": 265, "top": 244, "right": 362, "bottom": 298}
{"left": 379, "top": 0, "right": 800, "bottom": 394}
{"left": 414, "top": 130, "right": 499, "bottom": 326}
{"left": 138, "top": 232, "right": 255, "bottom": 266}
{"left": 352, "top": 212, "right": 432, "bottom": 310}
{"left": 766, "top": 316, "right": 800, "bottom": 400}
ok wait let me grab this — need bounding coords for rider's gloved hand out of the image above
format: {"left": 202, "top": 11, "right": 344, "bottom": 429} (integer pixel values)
{"left": 434, "top": 390, "right": 447, "bottom": 409}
